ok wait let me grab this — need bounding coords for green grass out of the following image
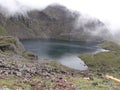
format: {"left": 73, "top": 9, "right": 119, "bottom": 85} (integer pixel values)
{"left": 80, "top": 52, "right": 120, "bottom": 69}
{"left": 78, "top": 42, "right": 120, "bottom": 90}
{"left": 0, "top": 26, "right": 7, "bottom": 35}
{"left": 67, "top": 76, "right": 109, "bottom": 90}
{"left": 0, "top": 76, "right": 30, "bottom": 90}
{"left": 80, "top": 42, "right": 120, "bottom": 73}
{"left": 100, "top": 42, "right": 120, "bottom": 54}
{"left": 69, "top": 75, "right": 120, "bottom": 90}
{"left": 0, "top": 37, "right": 16, "bottom": 43}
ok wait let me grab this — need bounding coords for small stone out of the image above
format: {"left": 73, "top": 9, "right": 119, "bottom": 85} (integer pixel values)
{"left": 16, "top": 87, "right": 23, "bottom": 90}
{"left": 92, "top": 82, "right": 98, "bottom": 86}
{"left": 16, "top": 72, "right": 22, "bottom": 77}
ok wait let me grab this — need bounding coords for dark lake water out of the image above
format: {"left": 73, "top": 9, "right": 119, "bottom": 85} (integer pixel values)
{"left": 21, "top": 39, "right": 101, "bottom": 70}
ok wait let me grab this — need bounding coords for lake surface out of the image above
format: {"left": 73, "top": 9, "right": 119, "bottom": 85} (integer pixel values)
{"left": 21, "top": 39, "right": 101, "bottom": 70}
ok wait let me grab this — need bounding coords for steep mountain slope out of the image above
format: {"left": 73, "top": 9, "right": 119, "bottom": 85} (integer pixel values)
{"left": 0, "top": 4, "right": 109, "bottom": 42}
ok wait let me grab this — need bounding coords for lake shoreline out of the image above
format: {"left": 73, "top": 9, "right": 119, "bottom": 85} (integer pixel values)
{"left": 21, "top": 39, "right": 100, "bottom": 71}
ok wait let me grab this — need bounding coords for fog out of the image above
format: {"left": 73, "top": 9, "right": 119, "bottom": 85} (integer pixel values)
{"left": 0, "top": 0, "right": 120, "bottom": 42}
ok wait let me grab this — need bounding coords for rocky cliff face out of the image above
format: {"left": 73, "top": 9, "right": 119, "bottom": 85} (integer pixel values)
{"left": 0, "top": 5, "right": 109, "bottom": 42}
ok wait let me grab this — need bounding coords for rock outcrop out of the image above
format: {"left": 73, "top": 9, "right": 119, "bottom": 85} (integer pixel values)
{"left": 0, "top": 36, "right": 37, "bottom": 61}
{"left": 0, "top": 36, "right": 24, "bottom": 55}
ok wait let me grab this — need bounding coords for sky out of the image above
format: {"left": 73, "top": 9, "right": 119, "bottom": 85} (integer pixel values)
{"left": 0, "top": 0, "right": 120, "bottom": 34}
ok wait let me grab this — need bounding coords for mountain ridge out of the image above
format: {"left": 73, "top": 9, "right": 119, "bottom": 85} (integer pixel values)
{"left": 0, "top": 4, "right": 109, "bottom": 42}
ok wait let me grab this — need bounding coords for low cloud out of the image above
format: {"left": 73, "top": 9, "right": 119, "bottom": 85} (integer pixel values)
{"left": 0, "top": 0, "right": 120, "bottom": 44}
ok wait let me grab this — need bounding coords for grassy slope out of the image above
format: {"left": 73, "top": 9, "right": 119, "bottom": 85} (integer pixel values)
{"left": 79, "top": 42, "right": 120, "bottom": 89}
{"left": 80, "top": 42, "right": 120, "bottom": 72}
{"left": 0, "top": 60, "right": 117, "bottom": 90}
{"left": 0, "top": 64, "right": 119, "bottom": 90}
{"left": 0, "top": 26, "right": 7, "bottom": 35}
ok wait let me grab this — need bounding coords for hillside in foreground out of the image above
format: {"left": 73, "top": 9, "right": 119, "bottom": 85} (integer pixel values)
{"left": 0, "top": 37, "right": 119, "bottom": 90}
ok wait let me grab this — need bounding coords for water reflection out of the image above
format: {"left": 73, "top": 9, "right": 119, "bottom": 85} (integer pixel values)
{"left": 58, "top": 54, "right": 88, "bottom": 70}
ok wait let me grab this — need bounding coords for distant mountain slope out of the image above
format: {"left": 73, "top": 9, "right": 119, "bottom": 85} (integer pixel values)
{"left": 0, "top": 4, "right": 109, "bottom": 42}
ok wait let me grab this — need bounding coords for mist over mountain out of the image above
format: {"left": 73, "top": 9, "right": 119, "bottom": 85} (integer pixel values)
{"left": 0, "top": 4, "right": 111, "bottom": 42}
